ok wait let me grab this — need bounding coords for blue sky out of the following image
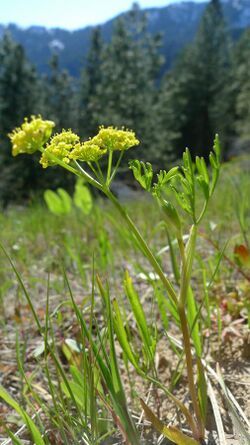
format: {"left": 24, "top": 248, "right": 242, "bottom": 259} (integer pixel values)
{"left": 1, "top": 0, "right": 205, "bottom": 30}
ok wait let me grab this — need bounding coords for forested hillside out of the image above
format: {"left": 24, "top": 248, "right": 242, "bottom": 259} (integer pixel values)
{"left": 0, "top": 0, "right": 250, "bottom": 76}
{"left": 0, "top": 0, "right": 250, "bottom": 203}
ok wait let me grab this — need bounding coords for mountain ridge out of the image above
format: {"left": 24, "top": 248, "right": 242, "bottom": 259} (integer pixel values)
{"left": 0, "top": 0, "right": 250, "bottom": 77}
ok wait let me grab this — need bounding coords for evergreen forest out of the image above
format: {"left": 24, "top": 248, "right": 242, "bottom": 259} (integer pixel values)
{"left": 0, "top": 0, "right": 250, "bottom": 203}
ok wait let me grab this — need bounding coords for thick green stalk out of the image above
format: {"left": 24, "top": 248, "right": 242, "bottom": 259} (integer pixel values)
{"left": 178, "top": 304, "right": 204, "bottom": 440}
{"left": 179, "top": 225, "right": 197, "bottom": 306}
{"left": 106, "top": 150, "right": 113, "bottom": 186}
{"left": 178, "top": 224, "right": 204, "bottom": 440}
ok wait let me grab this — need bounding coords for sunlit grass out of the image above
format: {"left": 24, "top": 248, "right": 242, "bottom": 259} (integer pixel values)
{"left": 0, "top": 152, "right": 249, "bottom": 444}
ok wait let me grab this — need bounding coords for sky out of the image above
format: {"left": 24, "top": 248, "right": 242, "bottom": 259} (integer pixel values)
{"left": 0, "top": 0, "right": 205, "bottom": 30}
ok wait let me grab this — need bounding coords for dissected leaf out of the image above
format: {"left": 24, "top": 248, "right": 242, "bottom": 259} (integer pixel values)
{"left": 153, "top": 167, "right": 179, "bottom": 195}
{"left": 129, "top": 160, "right": 153, "bottom": 191}
{"left": 162, "top": 200, "right": 182, "bottom": 237}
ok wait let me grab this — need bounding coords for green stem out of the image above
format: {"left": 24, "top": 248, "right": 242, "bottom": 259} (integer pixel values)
{"left": 178, "top": 304, "right": 204, "bottom": 440}
{"left": 144, "top": 373, "right": 198, "bottom": 438}
{"left": 109, "top": 151, "right": 124, "bottom": 183}
{"left": 87, "top": 161, "right": 102, "bottom": 183}
{"left": 106, "top": 150, "right": 113, "bottom": 186}
{"left": 104, "top": 188, "right": 178, "bottom": 306}
{"left": 68, "top": 164, "right": 177, "bottom": 306}
{"left": 177, "top": 236, "right": 185, "bottom": 265}
{"left": 196, "top": 200, "right": 209, "bottom": 225}
{"left": 96, "top": 160, "right": 105, "bottom": 183}
{"left": 73, "top": 160, "right": 103, "bottom": 191}
{"left": 177, "top": 224, "right": 204, "bottom": 440}
{"left": 179, "top": 225, "right": 197, "bottom": 306}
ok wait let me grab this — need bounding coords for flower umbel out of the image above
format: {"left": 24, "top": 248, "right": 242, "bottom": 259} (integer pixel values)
{"left": 70, "top": 140, "right": 107, "bottom": 162}
{"left": 92, "top": 126, "right": 140, "bottom": 151}
{"left": 9, "top": 116, "right": 55, "bottom": 157}
{"left": 40, "top": 130, "right": 80, "bottom": 168}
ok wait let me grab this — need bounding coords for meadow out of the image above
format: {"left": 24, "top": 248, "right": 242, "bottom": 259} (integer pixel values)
{"left": 0, "top": 121, "right": 249, "bottom": 445}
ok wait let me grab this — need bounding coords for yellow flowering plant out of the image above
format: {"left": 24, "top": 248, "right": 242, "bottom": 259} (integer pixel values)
{"left": 40, "top": 129, "right": 81, "bottom": 168}
{"left": 9, "top": 116, "right": 223, "bottom": 445}
{"left": 10, "top": 118, "right": 139, "bottom": 187}
{"left": 9, "top": 115, "right": 55, "bottom": 156}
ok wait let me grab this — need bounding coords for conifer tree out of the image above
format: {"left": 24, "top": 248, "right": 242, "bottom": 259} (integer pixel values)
{"left": 43, "top": 54, "right": 75, "bottom": 130}
{"left": 234, "top": 28, "right": 250, "bottom": 140}
{"left": 158, "top": 0, "right": 233, "bottom": 160}
{"left": 78, "top": 27, "right": 104, "bottom": 137}
{"left": 92, "top": 4, "right": 163, "bottom": 161}
{"left": 0, "top": 33, "right": 42, "bottom": 203}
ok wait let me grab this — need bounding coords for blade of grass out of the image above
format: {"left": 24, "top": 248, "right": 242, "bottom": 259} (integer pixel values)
{"left": 0, "top": 386, "right": 46, "bottom": 445}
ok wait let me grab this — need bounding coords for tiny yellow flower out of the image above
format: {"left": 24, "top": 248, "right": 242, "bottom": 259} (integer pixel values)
{"left": 92, "top": 126, "right": 140, "bottom": 151}
{"left": 70, "top": 140, "right": 107, "bottom": 162}
{"left": 40, "top": 130, "right": 80, "bottom": 168}
{"left": 9, "top": 116, "right": 55, "bottom": 156}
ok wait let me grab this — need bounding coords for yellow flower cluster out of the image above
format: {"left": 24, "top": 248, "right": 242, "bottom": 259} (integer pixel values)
{"left": 40, "top": 125, "right": 139, "bottom": 168}
{"left": 10, "top": 117, "right": 140, "bottom": 169}
{"left": 92, "top": 126, "right": 140, "bottom": 151}
{"left": 9, "top": 116, "right": 55, "bottom": 157}
{"left": 40, "top": 130, "right": 80, "bottom": 168}
{"left": 70, "top": 140, "right": 107, "bottom": 162}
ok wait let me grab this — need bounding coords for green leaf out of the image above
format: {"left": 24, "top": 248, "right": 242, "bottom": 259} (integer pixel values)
{"left": 161, "top": 200, "right": 182, "bottom": 236}
{"left": 213, "top": 134, "right": 221, "bottom": 161}
{"left": 73, "top": 178, "right": 93, "bottom": 215}
{"left": 2, "top": 426, "right": 25, "bottom": 444}
{"left": 124, "top": 271, "right": 154, "bottom": 364}
{"left": 153, "top": 167, "right": 179, "bottom": 195}
{"left": 187, "top": 287, "right": 202, "bottom": 357}
{"left": 197, "top": 358, "right": 207, "bottom": 425}
{"left": 173, "top": 189, "right": 192, "bottom": 215}
{"left": 195, "top": 157, "right": 209, "bottom": 184}
{"left": 57, "top": 188, "right": 72, "bottom": 213}
{"left": 96, "top": 275, "right": 140, "bottom": 444}
{"left": 44, "top": 188, "right": 72, "bottom": 215}
{"left": 196, "top": 176, "right": 209, "bottom": 201}
{"left": 129, "top": 160, "right": 153, "bottom": 191}
{"left": 183, "top": 148, "right": 194, "bottom": 183}
{"left": 0, "top": 386, "right": 45, "bottom": 445}
{"left": 61, "top": 379, "right": 86, "bottom": 409}
{"left": 209, "top": 134, "right": 221, "bottom": 196}
{"left": 113, "top": 298, "right": 139, "bottom": 370}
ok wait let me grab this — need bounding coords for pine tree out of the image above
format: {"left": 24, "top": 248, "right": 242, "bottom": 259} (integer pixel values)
{"left": 234, "top": 28, "right": 250, "bottom": 140}
{"left": 0, "top": 33, "right": 41, "bottom": 136}
{"left": 190, "top": 0, "right": 233, "bottom": 157}
{"left": 78, "top": 27, "right": 104, "bottom": 137}
{"left": 92, "top": 4, "right": 163, "bottom": 161}
{"left": 42, "top": 54, "right": 76, "bottom": 130}
{"left": 0, "top": 33, "right": 42, "bottom": 203}
{"left": 155, "top": 48, "right": 194, "bottom": 161}
{"left": 158, "top": 0, "right": 233, "bottom": 160}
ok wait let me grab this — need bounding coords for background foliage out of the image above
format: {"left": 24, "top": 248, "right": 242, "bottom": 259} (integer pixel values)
{"left": 0, "top": 0, "right": 250, "bottom": 203}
